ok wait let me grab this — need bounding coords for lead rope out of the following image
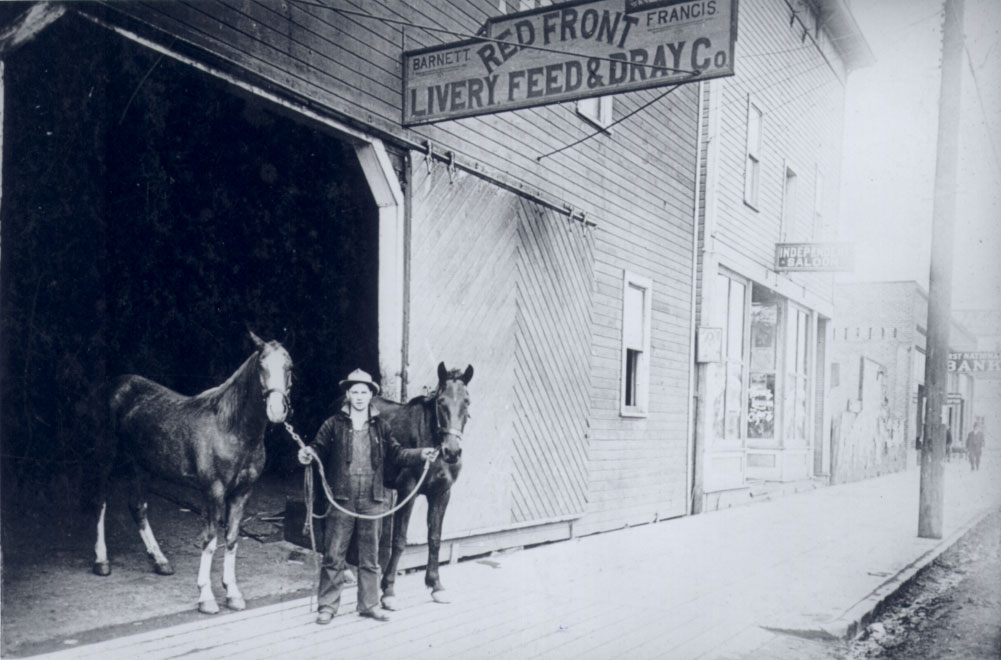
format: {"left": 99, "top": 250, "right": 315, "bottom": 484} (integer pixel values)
{"left": 283, "top": 421, "right": 433, "bottom": 522}
{"left": 282, "top": 421, "right": 434, "bottom": 614}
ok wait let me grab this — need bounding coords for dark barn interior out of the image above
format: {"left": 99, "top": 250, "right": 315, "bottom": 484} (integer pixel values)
{"left": 0, "top": 12, "right": 380, "bottom": 510}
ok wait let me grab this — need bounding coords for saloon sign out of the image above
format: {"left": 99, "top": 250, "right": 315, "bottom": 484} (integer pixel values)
{"left": 774, "top": 242, "right": 854, "bottom": 272}
{"left": 403, "top": 0, "right": 738, "bottom": 125}
{"left": 948, "top": 352, "right": 1001, "bottom": 373}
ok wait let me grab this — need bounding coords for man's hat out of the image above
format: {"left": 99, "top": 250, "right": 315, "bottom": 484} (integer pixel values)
{"left": 339, "top": 368, "right": 380, "bottom": 395}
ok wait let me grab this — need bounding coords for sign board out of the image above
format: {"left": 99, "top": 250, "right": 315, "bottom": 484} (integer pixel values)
{"left": 774, "top": 242, "right": 854, "bottom": 272}
{"left": 403, "top": 0, "right": 738, "bottom": 125}
{"left": 948, "top": 351, "right": 1001, "bottom": 372}
{"left": 696, "top": 326, "right": 722, "bottom": 363}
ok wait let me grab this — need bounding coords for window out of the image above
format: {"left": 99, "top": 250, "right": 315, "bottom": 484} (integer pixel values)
{"left": 744, "top": 99, "right": 762, "bottom": 209}
{"left": 813, "top": 167, "right": 825, "bottom": 239}
{"left": 784, "top": 306, "right": 811, "bottom": 445}
{"left": 781, "top": 164, "right": 797, "bottom": 240}
{"left": 578, "top": 96, "right": 614, "bottom": 129}
{"left": 748, "top": 287, "right": 779, "bottom": 443}
{"left": 621, "top": 272, "right": 652, "bottom": 416}
{"left": 711, "top": 273, "right": 747, "bottom": 446}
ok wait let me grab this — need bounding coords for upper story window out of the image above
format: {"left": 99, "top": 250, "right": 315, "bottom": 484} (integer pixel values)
{"left": 578, "top": 96, "right": 614, "bottom": 129}
{"left": 744, "top": 99, "right": 763, "bottom": 209}
{"left": 813, "top": 167, "right": 826, "bottom": 239}
{"left": 621, "top": 271, "right": 652, "bottom": 417}
{"left": 781, "top": 164, "right": 798, "bottom": 240}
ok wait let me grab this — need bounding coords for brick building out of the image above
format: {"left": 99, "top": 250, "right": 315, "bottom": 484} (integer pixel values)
{"left": 830, "top": 281, "right": 977, "bottom": 483}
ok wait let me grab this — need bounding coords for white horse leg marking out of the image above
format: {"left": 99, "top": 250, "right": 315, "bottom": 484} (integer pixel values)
{"left": 95, "top": 503, "right": 107, "bottom": 563}
{"left": 223, "top": 543, "right": 246, "bottom": 610}
{"left": 197, "top": 536, "right": 219, "bottom": 614}
{"left": 93, "top": 503, "right": 110, "bottom": 575}
{"left": 137, "top": 520, "right": 173, "bottom": 575}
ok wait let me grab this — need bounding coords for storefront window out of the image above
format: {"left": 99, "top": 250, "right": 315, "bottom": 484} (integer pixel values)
{"left": 748, "top": 291, "right": 778, "bottom": 441}
{"left": 712, "top": 274, "right": 746, "bottom": 446}
{"left": 784, "top": 306, "right": 810, "bottom": 445}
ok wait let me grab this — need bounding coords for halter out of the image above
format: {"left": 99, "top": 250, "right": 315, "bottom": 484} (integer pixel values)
{"left": 263, "top": 387, "right": 291, "bottom": 414}
{"left": 433, "top": 388, "right": 465, "bottom": 444}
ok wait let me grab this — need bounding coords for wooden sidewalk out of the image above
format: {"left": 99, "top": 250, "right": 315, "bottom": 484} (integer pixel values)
{"left": 29, "top": 459, "right": 1001, "bottom": 660}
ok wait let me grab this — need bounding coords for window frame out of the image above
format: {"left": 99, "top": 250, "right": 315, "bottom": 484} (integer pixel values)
{"left": 743, "top": 98, "right": 763, "bottom": 210}
{"left": 781, "top": 162, "right": 798, "bottom": 241}
{"left": 620, "top": 270, "right": 653, "bottom": 418}
{"left": 577, "top": 96, "right": 614, "bottom": 130}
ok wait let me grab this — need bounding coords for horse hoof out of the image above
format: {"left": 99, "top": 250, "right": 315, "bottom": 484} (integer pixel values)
{"left": 381, "top": 596, "right": 398, "bottom": 611}
{"left": 198, "top": 600, "right": 220, "bottom": 615}
{"left": 92, "top": 562, "right": 111, "bottom": 577}
{"left": 226, "top": 596, "right": 246, "bottom": 611}
{"left": 154, "top": 562, "right": 174, "bottom": 576}
{"left": 431, "top": 590, "right": 451, "bottom": 604}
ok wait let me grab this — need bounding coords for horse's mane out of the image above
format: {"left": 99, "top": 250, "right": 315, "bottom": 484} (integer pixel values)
{"left": 190, "top": 350, "right": 261, "bottom": 423}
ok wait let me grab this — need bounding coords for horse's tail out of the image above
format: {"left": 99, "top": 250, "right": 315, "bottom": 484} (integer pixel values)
{"left": 79, "top": 377, "right": 126, "bottom": 514}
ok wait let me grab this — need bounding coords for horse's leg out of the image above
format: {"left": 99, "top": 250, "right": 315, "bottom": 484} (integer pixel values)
{"left": 92, "top": 460, "right": 113, "bottom": 575}
{"left": 379, "top": 494, "right": 416, "bottom": 611}
{"left": 426, "top": 488, "right": 451, "bottom": 603}
{"left": 196, "top": 483, "right": 226, "bottom": 614}
{"left": 222, "top": 488, "right": 252, "bottom": 611}
{"left": 127, "top": 465, "right": 173, "bottom": 576}
{"left": 93, "top": 500, "right": 111, "bottom": 576}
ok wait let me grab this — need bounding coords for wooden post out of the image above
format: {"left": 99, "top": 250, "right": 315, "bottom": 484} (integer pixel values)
{"left": 918, "top": 0, "right": 964, "bottom": 540}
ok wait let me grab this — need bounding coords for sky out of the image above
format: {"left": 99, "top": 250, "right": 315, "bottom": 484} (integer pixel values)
{"left": 838, "top": 0, "right": 1001, "bottom": 311}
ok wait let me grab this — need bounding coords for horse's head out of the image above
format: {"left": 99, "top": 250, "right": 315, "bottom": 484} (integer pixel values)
{"left": 250, "top": 331, "right": 293, "bottom": 424}
{"left": 434, "top": 361, "right": 473, "bottom": 464}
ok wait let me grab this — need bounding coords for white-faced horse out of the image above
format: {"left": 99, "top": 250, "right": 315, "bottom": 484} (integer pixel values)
{"left": 92, "top": 331, "right": 292, "bottom": 614}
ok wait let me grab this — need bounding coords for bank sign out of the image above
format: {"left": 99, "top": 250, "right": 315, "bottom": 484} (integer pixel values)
{"left": 774, "top": 243, "right": 854, "bottom": 272}
{"left": 949, "top": 352, "right": 1001, "bottom": 372}
{"left": 403, "top": 0, "right": 738, "bottom": 125}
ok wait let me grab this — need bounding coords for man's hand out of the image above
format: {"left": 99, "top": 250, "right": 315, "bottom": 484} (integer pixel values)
{"left": 298, "top": 446, "right": 318, "bottom": 465}
{"left": 420, "top": 448, "right": 439, "bottom": 463}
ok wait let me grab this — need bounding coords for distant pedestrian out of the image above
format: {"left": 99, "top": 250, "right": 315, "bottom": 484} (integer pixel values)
{"left": 966, "top": 421, "right": 985, "bottom": 471}
{"left": 945, "top": 426, "right": 953, "bottom": 461}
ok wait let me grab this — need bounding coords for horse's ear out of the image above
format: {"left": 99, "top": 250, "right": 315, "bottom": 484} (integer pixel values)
{"left": 249, "top": 330, "right": 265, "bottom": 349}
{"left": 437, "top": 361, "right": 447, "bottom": 385}
{"left": 461, "top": 365, "right": 474, "bottom": 385}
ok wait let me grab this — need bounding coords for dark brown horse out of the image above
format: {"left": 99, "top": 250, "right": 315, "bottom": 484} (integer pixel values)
{"left": 92, "top": 331, "right": 292, "bottom": 614}
{"left": 375, "top": 362, "right": 472, "bottom": 607}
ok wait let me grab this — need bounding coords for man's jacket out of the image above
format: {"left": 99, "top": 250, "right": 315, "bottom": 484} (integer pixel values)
{"left": 311, "top": 406, "right": 424, "bottom": 503}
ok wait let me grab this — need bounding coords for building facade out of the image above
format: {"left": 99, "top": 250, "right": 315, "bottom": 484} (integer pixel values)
{"left": 0, "top": 0, "right": 710, "bottom": 561}
{"left": 829, "top": 281, "right": 978, "bottom": 483}
{"left": 691, "top": 0, "right": 872, "bottom": 510}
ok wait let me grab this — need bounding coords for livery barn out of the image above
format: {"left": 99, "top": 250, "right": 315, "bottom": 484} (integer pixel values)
{"left": 0, "top": 0, "right": 706, "bottom": 574}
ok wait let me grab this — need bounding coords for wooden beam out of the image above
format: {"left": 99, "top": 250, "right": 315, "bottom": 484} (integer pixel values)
{"left": 0, "top": 3, "right": 65, "bottom": 55}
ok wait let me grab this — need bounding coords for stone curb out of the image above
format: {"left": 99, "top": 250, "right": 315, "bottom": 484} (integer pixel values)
{"left": 821, "top": 507, "right": 995, "bottom": 641}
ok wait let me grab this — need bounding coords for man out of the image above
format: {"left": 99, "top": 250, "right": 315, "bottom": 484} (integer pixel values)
{"left": 298, "top": 369, "right": 435, "bottom": 624}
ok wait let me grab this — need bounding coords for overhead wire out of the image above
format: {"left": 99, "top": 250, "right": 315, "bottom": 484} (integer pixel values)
{"left": 536, "top": 83, "right": 685, "bottom": 161}
{"left": 283, "top": 2, "right": 870, "bottom": 162}
{"left": 963, "top": 43, "right": 1001, "bottom": 182}
{"left": 290, "top": 0, "right": 698, "bottom": 76}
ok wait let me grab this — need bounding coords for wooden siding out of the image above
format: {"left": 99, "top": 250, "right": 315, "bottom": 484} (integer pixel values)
{"left": 512, "top": 200, "right": 593, "bottom": 523}
{"left": 707, "top": 0, "right": 846, "bottom": 304}
{"left": 407, "top": 158, "right": 519, "bottom": 539}
{"left": 408, "top": 158, "right": 595, "bottom": 534}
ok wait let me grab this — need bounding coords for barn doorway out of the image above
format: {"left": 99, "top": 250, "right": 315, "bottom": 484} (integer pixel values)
{"left": 0, "top": 12, "right": 382, "bottom": 503}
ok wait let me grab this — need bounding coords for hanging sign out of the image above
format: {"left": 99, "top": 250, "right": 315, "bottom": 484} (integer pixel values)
{"left": 774, "top": 242, "right": 854, "bottom": 272}
{"left": 403, "top": 0, "right": 739, "bottom": 126}
{"left": 948, "top": 352, "right": 1001, "bottom": 372}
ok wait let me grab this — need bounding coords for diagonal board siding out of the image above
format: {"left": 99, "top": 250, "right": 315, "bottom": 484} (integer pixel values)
{"left": 512, "top": 201, "right": 593, "bottom": 522}
{"left": 408, "top": 156, "right": 520, "bottom": 538}
{"left": 408, "top": 155, "right": 594, "bottom": 537}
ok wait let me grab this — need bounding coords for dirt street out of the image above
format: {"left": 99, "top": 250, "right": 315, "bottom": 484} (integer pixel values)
{"left": 846, "top": 509, "right": 1001, "bottom": 660}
